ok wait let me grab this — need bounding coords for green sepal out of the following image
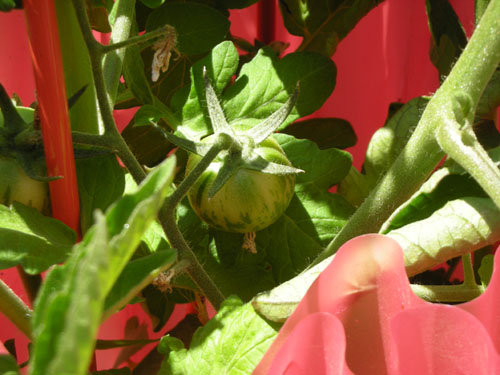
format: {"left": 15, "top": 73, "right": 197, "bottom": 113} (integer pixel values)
{"left": 156, "top": 125, "right": 211, "bottom": 156}
{"left": 203, "top": 67, "right": 235, "bottom": 136}
{"left": 207, "top": 154, "right": 241, "bottom": 198}
{"left": 242, "top": 156, "right": 304, "bottom": 176}
{"left": 248, "top": 84, "right": 300, "bottom": 145}
{"left": 0, "top": 84, "right": 27, "bottom": 137}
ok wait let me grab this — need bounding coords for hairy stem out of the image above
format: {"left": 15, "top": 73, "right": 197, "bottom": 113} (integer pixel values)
{"left": 411, "top": 283, "right": 484, "bottom": 303}
{"left": 102, "top": 0, "right": 136, "bottom": 105}
{"left": 314, "top": 0, "right": 500, "bottom": 266}
{"left": 71, "top": 0, "right": 146, "bottom": 183}
{"left": 437, "top": 123, "right": 500, "bottom": 209}
{"left": 160, "top": 135, "right": 234, "bottom": 310}
{"left": 101, "top": 26, "right": 171, "bottom": 54}
{"left": 0, "top": 279, "right": 32, "bottom": 339}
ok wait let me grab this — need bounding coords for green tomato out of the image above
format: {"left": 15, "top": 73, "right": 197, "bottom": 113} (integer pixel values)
{"left": 0, "top": 156, "right": 49, "bottom": 212}
{"left": 186, "top": 135, "right": 296, "bottom": 233}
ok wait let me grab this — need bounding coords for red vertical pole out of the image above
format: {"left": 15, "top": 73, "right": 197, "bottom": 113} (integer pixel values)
{"left": 23, "top": 0, "right": 80, "bottom": 237}
{"left": 257, "top": 0, "right": 276, "bottom": 44}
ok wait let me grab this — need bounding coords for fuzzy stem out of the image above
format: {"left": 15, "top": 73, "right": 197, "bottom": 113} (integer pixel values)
{"left": 461, "top": 253, "right": 478, "bottom": 287}
{"left": 160, "top": 135, "right": 234, "bottom": 310}
{"left": 437, "top": 122, "right": 500, "bottom": 209}
{"left": 101, "top": 26, "right": 171, "bottom": 54}
{"left": 71, "top": 0, "right": 146, "bottom": 184}
{"left": 314, "top": 0, "right": 500, "bottom": 266}
{"left": 411, "top": 283, "right": 484, "bottom": 303}
{"left": 102, "top": 0, "right": 136, "bottom": 105}
{"left": 0, "top": 279, "right": 32, "bottom": 339}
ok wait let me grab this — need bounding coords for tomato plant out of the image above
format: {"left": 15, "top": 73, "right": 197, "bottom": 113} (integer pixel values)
{"left": 0, "top": 0, "right": 500, "bottom": 375}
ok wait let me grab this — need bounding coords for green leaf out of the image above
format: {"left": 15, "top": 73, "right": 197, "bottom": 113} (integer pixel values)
{"left": 0, "top": 351, "right": 20, "bottom": 375}
{"left": 223, "top": 50, "right": 336, "bottom": 132}
{"left": 381, "top": 143, "right": 500, "bottom": 233}
{"left": 139, "top": 0, "right": 165, "bottom": 8}
{"left": 173, "top": 42, "right": 336, "bottom": 140}
{"left": 0, "top": 0, "right": 17, "bottom": 12}
{"left": 0, "top": 203, "right": 76, "bottom": 274}
{"left": 478, "top": 254, "right": 494, "bottom": 286}
{"left": 222, "top": 0, "right": 259, "bottom": 9}
{"left": 426, "top": 0, "right": 467, "bottom": 80}
{"left": 364, "top": 97, "right": 430, "bottom": 184}
{"left": 122, "top": 34, "right": 155, "bottom": 105}
{"left": 56, "top": 0, "right": 100, "bottom": 134}
{"left": 477, "top": 66, "right": 500, "bottom": 119}
{"left": 121, "top": 118, "right": 176, "bottom": 167}
{"left": 158, "top": 296, "right": 279, "bottom": 375}
{"left": 337, "top": 166, "right": 372, "bottom": 207}
{"left": 387, "top": 197, "right": 500, "bottom": 277}
{"left": 279, "top": 0, "right": 383, "bottom": 56}
{"left": 146, "top": 2, "right": 230, "bottom": 56}
{"left": 252, "top": 255, "right": 332, "bottom": 322}
{"left": 103, "top": 249, "right": 176, "bottom": 318}
{"left": 76, "top": 153, "right": 126, "bottom": 234}
{"left": 29, "top": 157, "right": 176, "bottom": 375}
{"left": 282, "top": 117, "right": 356, "bottom": 149}
{"left": 171, "top": 40, "right": 239, "bottom": 139}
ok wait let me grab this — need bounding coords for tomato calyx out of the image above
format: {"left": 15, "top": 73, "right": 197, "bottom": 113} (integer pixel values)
{"left": 159, "top": 67, "right": 304, "bottom": 198}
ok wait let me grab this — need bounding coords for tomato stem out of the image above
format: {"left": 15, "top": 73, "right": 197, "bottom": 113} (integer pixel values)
{"left": 0, "top": 279, "right": 32, "bottom": 339}
{"left": 161, "top": 136, "right": 237, "bottom": 310}
{"left": 315, "top": 0, "right": 500, "bottom": 265}
{"left": 100, "top": 26, "right": 173, "bottom": 54}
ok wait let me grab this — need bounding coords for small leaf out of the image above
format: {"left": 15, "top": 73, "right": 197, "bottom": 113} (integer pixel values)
{"left": 282, "top": 117, "right": 356, "bottom": 150}
{"left": 279, "top": 0, "right": 384, "bottom": 56}
{"left": 478, "top": 254, "right": 494, "bottom": 286}
{"left": 0, "top": 0, "right": 17, "bottom": 12}
{"left": 103, "top": 249, "right": 176, "bottom": 318}
{"left": 76, "top": 153, "right": 126, "bottom": 234}
{"left": 477, "top": 67, "right": 500, "bottom": 119}
{"left": 0, "top": 348, "right": 20, "bottom": 375}
{"left": 426, "top": 0, "right": 467, "bottom": 80}
{"left": 364, "top": 97, "right": 429, "bottom": 184}
{"left": 0, "top": 203, "right": 76, "bottom": 274}
{"left": 146, "top": 2, "right": 230, "bottom": 56}
{"left": 123, "top": 35, "right": 154, "bottom": 105}
{"left": 171, "top": 41, "right": 239, "bottom": 139}
{"left": 158, "top": 296, "right": 279, "bottom": 375}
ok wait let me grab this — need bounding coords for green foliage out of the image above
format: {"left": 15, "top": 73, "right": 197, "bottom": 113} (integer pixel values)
{"left": 279, "top": 0, "right": 384, "bottom": 56}
{"left": 0, "top": 202, "right": 76, "bottom": 274}
{"left": 29, "top": 157, "right": 176, "bottom": 375}
{"left": 478, "top": 254, "right": 494, "bottom": 286}
{"left": 0, "top": 351, "right": 20, "bottom": 375}
{"left": 282, "top": 117, "right": 356, "bottom": 150}
{"left": 146, "top": 2, "right": 230, "bottom": 56}
{"left": 426, "top": 0, "right": 467, "bottom": 81}
{"left": 76, "top": 153, "right": 126, "bottom": 234}
{"left": 364, "top": 97, "right": 430, "bottom": 184}
{"left": 172, "top": 41, "right": 336, "bottom": 140}
{"left": 158, "top": 296, "right": 279, "bottom": 375}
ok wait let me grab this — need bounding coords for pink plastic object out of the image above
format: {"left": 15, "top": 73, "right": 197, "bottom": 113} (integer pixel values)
{"left": 254, "top": 234, "right": 500, "bottom": 374}
{"left": 23, "top": 0, "right": 81, "bottom": 236}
